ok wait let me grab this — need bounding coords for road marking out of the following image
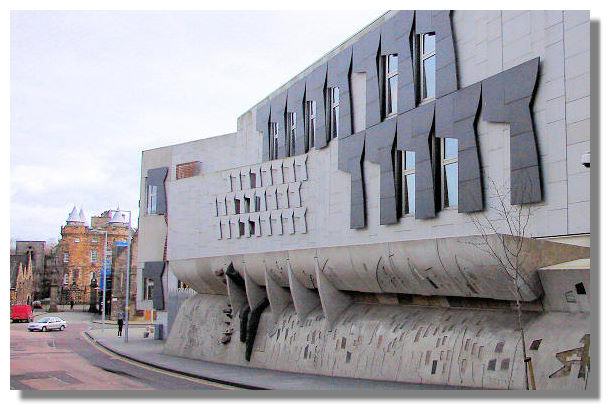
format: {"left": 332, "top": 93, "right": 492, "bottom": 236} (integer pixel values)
{"left": 80, "top": 332, "right": 238, "bottom": 390}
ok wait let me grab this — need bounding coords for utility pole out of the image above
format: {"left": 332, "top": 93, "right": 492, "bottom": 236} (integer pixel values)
{"left": 100, "top": 231, "right": 108, "bottom": 333}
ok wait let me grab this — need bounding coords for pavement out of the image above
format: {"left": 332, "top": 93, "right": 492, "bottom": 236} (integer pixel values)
{"left": 10, "top": 311, "right": 234, "bottom": 391}
{"left": 86, "top": 326, "right": 461, "bottom": 390}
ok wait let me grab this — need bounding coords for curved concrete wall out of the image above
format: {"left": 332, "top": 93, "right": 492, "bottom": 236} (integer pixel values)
{"left": 164, "top": 294, "right": 590, "bottom": 390}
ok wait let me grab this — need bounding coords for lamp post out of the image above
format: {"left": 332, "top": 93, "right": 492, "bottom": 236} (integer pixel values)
{"left": 115, "top": 209, "right": 133, "bottom": 343}
{"left": 90, "top": 229, "right": 109, "bottom": 333}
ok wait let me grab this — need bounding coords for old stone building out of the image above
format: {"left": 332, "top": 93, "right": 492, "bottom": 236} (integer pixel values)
{"left": 10, "top": 252, "right": 34, "bottom": 305}
{"left": 57, "top": 207, "right": 136, "bottom": 309}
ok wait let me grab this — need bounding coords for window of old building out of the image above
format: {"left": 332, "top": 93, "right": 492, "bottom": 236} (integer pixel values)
{"left": 90, "top": 249, "right": 98, "bottom": 263}
{"left": 63, "top": 252, "right": 69, "bottom": 263}
{"left": 74, "top": 238, "right": 80, "bottom": 243}
{"left": 383, "top": 54, "right": 399, "bottom": 117}
{"left": 287, "top": 112, "right": 297, "bottom": 156}
{"left": 147, "top": 184, "right": 158, "bottom": 214}
{"left": 176, "top": 161, "right": 201, "bottom": 180}
{"left": 269, "top": 122, "right": 279, "bottom": 159}
{"left": 441, "top": 138, "right": 458, "bottom": 209}
{"left": 402, "top": 151, "right": 416, "bottom": 215}
{"left": 305, "top": 100, "right": 316, "bottom": 149}
{"left": 419, "top": 33, "right": 436, "bottom": 102}
{"left": 328, "top": 86, "right": 340, "bottom": 140}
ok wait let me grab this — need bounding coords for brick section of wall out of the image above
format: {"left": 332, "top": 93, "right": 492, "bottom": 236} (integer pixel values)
{"left": 176, "top": 161, "right": 201, "bottom": 180}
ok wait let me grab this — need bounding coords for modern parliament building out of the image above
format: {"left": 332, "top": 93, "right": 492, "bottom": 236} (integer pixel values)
{"left": 136, "top": 10, "right": 591, "bottom": 390}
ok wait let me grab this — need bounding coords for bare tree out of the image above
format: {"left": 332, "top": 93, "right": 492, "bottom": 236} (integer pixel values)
{"left": 468, "top": 179, "right": 535, "bottom": 390}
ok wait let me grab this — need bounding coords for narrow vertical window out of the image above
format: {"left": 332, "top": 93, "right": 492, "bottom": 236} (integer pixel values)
{"left": 441, "top": 138, "right": 458, "bottom": 208}
{"left": 269, "top": 122, "right": 279, "bottom": 159}
{"left": 287, "top": 112, "right": 297, "bottom": 156}
{"left": 384, "top": 54, "right": 399, "bottom": 117}
{"left": 328, "top": 87, "right": 340, "bottom": 140}
{"left": 305, "top": 100, "right": 316, "bottom": 149}
{"left": 63, "top": 253, "right": 69, "bottom": 263}
{"left": 419, "top": 33, "right": 436, "bottom": 101}
{"left": 147, "top": 184, "right": 157, "bottom": 214}
{"left": 402, "top": 151, "right": 416, "bottom": 215}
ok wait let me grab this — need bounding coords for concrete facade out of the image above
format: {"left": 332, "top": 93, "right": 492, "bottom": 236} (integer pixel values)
{"left": 138, "top": 10, "right": 591, "bottom": 389}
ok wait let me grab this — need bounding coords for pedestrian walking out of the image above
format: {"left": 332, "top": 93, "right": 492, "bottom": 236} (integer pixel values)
{"left": 117, "top": 311, "right": 124, "bottom": 337}
{"left": 70, "top": 300, "right": 74, "bottom": 310}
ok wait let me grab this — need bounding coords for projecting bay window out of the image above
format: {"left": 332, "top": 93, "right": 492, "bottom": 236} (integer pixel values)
{"left": 441, "top": 138, "right": 458, "bottom": 209}
{"left": 383, "top": 54, "right": 399, "bottom": 117}
{"left": 269, "top": 122, "right": 279, "bottom": 159}
{"left": 287, "top": 112, "right": 297, "bottom": 156}
{"left": 328, "top": 87, "right": 340, "bottom": 140}
{"left": 147, "top": 184, "right": 157, "bottom": 214}
{"left": 402, "top": 151, "right": 416, "bottom": 215}
{"left": 419, "top": 33, "right": 436, "bottom": 102}
{"left": 305, "top": 100, "right": 315, "bottom": 149}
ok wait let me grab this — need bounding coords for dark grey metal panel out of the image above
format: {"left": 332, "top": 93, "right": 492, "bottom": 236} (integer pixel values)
{"left": 381, "top": 10, "right": 417, "bottom": 113}
{"left": 416, "top": 10, "right": 458, "bottom": 99}
{"left": 287, "top": 79, "right": 307, "bottom": 155}
{"left": 435, "top": 82, "right": 483, "bottom": 213}
{"left": 256, "top": 100, "right": 271, "bottom": 161}
{"left": 306, "top": 63, "right": 328, "bottom": 150}
{"left": 482, "top": 57, "right": 541, "bottom": 205}
{"left": 143, "top": 261, "right": 166, "bottom": 310}
{"left": 327, "top": 46, "right": 353, "bottom": 140}
{"left": 270, "top": 90, "right": 288, "bottom": 159}
{"left": 352, "top": 27, "right": 381, "bottom": 129}
{"left": 365, "top": 118, "right": 399, "bottom": 225}
{"left": 397, "top": 102, "right": 436, "bottom": 219}
{"left": 146, "top": 167, "right": 168, "bottom": 215}
{"left": 338, "top": 131, "right": 366, "bottom": 229}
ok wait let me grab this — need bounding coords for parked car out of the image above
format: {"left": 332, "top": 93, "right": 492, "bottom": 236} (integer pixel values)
{"left": 10, "top": 304, "right": 33, "bottom": 323}
{"left": 32, "top": 300, "right": 42, "bottom": 309}
{"left": 27, "top": 316, "right": 67, "bottom": 332}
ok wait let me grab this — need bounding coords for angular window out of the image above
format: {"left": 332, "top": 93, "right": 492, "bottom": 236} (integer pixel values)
{"left": 419, "top": 33, "right": 436, "bottom": 102}
{"left": 402, "top": 151, "right": 416, "bottom": 215}
{"left": 441, "top": 138, "right": 458, "bottom": 209}
{"left": 269, "top": 122, "right": 279, "bottom": 159}
{"left": 287, "top": 112, "right": 297, "bottom": 156}
{"left": 305, "top": 100, "right": 316, "bottom": 148}
{"left": 147, "top": 184, "right": 157, "bottom": 214}
{"left": 383, "top": 54, "right": 399, "bottom": 117}
{"left": 328, "top": 87, "right": 340, "bottom": 140}
{"left": 144, "top": 278, "right": 154, "bottom": 301}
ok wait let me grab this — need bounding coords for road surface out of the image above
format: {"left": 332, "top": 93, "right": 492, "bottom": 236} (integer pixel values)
{"left": 10, "top": 311, "right": 235, "bottom": 391}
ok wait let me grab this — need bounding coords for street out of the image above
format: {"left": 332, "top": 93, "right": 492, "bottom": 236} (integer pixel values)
{"left": 10, "top": 312, "right": 235, "bottom": 391}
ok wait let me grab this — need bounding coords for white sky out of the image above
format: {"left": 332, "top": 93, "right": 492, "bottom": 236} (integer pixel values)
{"left": 10, "top": 10, "right": 384, "bottom": 242}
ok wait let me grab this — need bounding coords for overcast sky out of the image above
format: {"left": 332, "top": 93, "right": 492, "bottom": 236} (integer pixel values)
{"left": 10, "top": 10, "right": 384, "bottom": 242}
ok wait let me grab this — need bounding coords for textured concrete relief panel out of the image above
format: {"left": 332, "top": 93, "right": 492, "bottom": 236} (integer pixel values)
{"left": 256, "top": 100, "right": 271, "bottom": 162}
{"left": 146, "top": 167, "right": 168, "bottom": 215}
{"left": 365, "top": 118, "right": 399, "bottom": 225}
{"left": 482, "top": 58, "right": 541, "bottom": 205}
{"left": 294, "top": 154, "right": 308, "bottom": 181}
{"left": 306, "top": 63, "right": 328, "bottom": 150}
{"left": 416, "top": 10, "right": 458, "bottom": 98}
{"left": 282, "top": 158, "right": 296, "bottom": 183}
{"left": 271, "top": 91, "right": 288, "bottom": 159}
{"left": 381, "top": 10, "right": 417, "bottom": 113}
{"left": 166, "top": 295, "right": 590, "bottom": 390}
{"left": 435, "top": 82, "right": 483, "bottom": 212}
{"left": 143, "top": 261, "right": 166, "bottom": 310}
{"left": 397, "top": 102, "right": 437, "bottom": 219}
{"left": 327, "top": 47, "right": 353, "bottom": 140}
{"left": 352, "top": 28, "right": 381, "bottom": 129}
{"left": 260, "top": 163, "right": 272, "bottom": 187}
{"left": 338, "top": 131, "right": 366, "bottom": 229}
{"left": 287, "top": 79, "right": 307, "bottom": 155}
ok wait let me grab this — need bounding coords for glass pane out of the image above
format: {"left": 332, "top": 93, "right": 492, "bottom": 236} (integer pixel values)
{"left": 423, "top": 33, "right": 436, "bottom": 55}
{"left": 405, "top": 174, "right": 416, "bottom": 215}
{"left": 388, "top": 75, "right": 398, "bottom": 114}
{"left": 444, "top": 138, "right": 458, "bottom": 159}
{"left": 404, "top": 151, "right": 415, "bottom": 170}
{"left": 333, "top": 87, "right": 339, "bottom": 104}
{"left": 332, "top": 106, "right": 339, "bottom": 138}
{"left": 445, "top": 162, "right": 458, "bottom": 207}
{"left": 423, "top": 56, "right": 436, "bottom": 99}
{"left": 388, "top": 54, "right": 398, "bottom": 73}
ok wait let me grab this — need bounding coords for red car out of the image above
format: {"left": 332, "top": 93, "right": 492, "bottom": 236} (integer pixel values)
{"left": 11, "top": 304, "right": 33, "bottom": 323}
